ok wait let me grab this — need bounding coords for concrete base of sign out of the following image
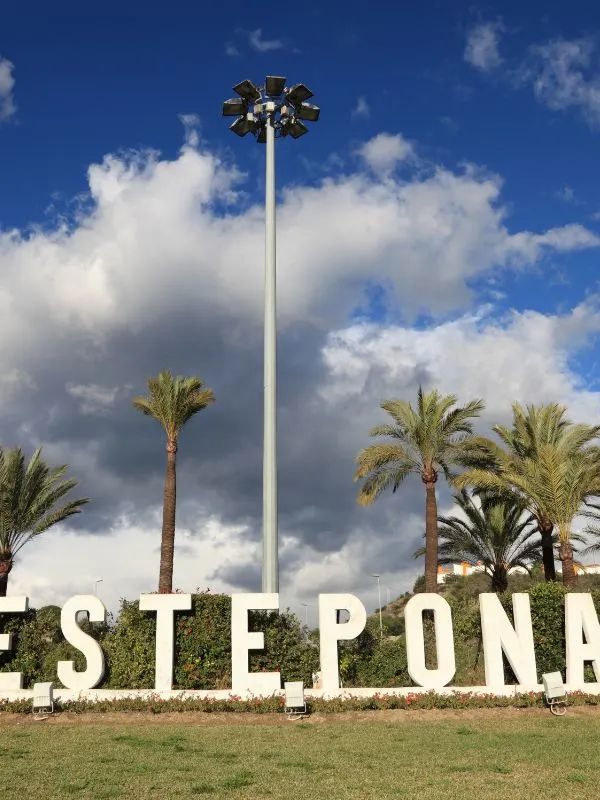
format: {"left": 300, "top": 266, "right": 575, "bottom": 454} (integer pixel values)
{"left": 1, "top": 683, "right": 600, "bottom": 703}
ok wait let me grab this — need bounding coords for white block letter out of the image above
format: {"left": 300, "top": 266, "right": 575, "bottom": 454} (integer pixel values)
{"left": 566, "top": 593, "right": 600, "bottom": 687}
{"left": 231, "top": 593, "right": 280, "bottom": 695}
{"left": 318, "top": 593, "right": 367, "bottom": 694}
{"left": 480, "top": 593, "right": 537, "bottom": 687}
{"left": 139, "top": 593, "right": 192, "bottom": 691}
{"left": 57, "top": 595, "right": 107, "bottom": 690}
{"left": 405, "top": 593, "right": 455, "bottom": 688}
{"left": 0, "top": 597, "right": 29, "bottom": 691}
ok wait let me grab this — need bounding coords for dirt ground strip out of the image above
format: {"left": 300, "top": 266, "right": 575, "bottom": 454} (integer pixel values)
{"left": 0, "top": 706, "right": 598, "bottom": 726}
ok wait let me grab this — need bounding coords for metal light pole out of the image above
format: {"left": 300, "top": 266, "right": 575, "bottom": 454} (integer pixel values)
{"left": 301, "top": 602, "right": 309, "bottom": 627}
{"left": 223, "top": 77, "right": 320, "bottom": 593}
{"left": 263, "top": 104, "right": 277, "bottom": 595}
{"left": 94, "top": 578, "right": 103, "bottom": 596}
{"left": 371, "top": 574, "right": 383, "bottom": 638}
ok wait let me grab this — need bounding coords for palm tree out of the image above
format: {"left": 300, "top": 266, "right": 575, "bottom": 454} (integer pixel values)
{"left": 415, "top": 490, "right": 542, "bottom": 592}
{"left": 133, "top": 370, "right": 215, "bottom": 593}
{"left": 495, "top": 404, "right": 600, "bottom": 580}
{"left": 454, "top": 441, "right": 600, "bottom": 589}
{"left": 354, "top": 387, "right": 485, "bottom": 593}
{"left": 0, "top": 447, "right": 88, "bottom": 596}
{"left": 576, "top": 496, "right": 600, "bottom": 562}
{"left": 455, "top": 403, "right": 600, "bottom": 586}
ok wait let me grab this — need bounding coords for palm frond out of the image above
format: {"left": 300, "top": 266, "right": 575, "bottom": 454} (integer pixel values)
{"left": 454, "top": 402, "right": 600, "bottom": 555}
{"left": 0, "top": 447, "right": 88, "bottom": 558}
{"left": 133, "top": 369, "right": 215, "bottom": 441}
{"left": 356, "top": 388, "right": 486, "bottom": 515}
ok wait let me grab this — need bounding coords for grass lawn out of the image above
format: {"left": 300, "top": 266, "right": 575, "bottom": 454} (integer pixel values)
{"left": 1, "top": 708, "right": 599, "bottom": 799}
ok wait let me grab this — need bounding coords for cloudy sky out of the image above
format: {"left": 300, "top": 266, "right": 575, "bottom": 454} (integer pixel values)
{"left": 2, "top": 1, "right": 600, "bottom": 622}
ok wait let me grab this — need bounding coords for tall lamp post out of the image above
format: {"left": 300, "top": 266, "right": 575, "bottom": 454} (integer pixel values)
{"left": 301, "top": 602, "right": 309, "bottom": 627}
{"left": 371, "top": 574, "right": 383, "bottom": 639}
{"left": 223, "top": 77, "right": 320, "bottom": 593}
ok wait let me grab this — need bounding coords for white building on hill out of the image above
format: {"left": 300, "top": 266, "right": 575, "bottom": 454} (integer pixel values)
{"left": 436, "top": 562, "right": 528, "bottom": 584}
{"left": 437, "top": 562, "right": 600, "bottom": 583}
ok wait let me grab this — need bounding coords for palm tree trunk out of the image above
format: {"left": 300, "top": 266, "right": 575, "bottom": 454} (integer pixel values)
{"left": 559, "top": 540, "right": 577, "bottom": 589}
{"left": 0, "top": 555, "right": 12, "bottom": 598}
{"left": 538, "top": 519, "right": 556, "bottom": 581}
{"left": 158, "top": 439, "right": 177, "bottom": 593}
{"left": 491, "top": 566, "right": 508, "bottom": 593}
{"left": 423, "top": 475, "right": 438, "bottom": 594}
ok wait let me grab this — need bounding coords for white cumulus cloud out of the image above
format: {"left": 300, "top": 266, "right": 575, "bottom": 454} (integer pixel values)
{"left": 357, "top": 132, "right": 415, "bottom": 173}
{"left": 464, "top": 21, "right": 505, "bottom": 72}
{"left": 523, "top": 37, "right": 600, "bottom": 128}
{"left": 0, "top": 56, "right": 16, "bottom": 121}
{"left": 248, "top": 28, "right": 284, "bottom": 52}
{"left": 1, "top": 125, "right": 600, "bottom": 618}
{"left": 0, "top": 130, "right": 596, "bottom": 346}
{"left": 351, "top": 96, "right": 370, "bottom": 120}
{"left": 319, "top": 301, "right": 600, "bottom": 425}
{"left": 66, "top": 383, "right": 121, "bottom": 416}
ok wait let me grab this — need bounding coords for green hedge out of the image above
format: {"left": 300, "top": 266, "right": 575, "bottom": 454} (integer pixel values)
{"left": 2, "top": 584, "right": 600, "bottom": 691}
{"left": 1, "top": 592, "right": 319, "bottom": 690}
{"left": 341, "top": 581, "right": 600, "bottom": 688}
{"left": 0, "top": 604, "right": 108, "bottom": 686}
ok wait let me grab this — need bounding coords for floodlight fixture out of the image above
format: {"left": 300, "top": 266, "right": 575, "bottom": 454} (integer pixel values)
{"left": 284, "top": 681, "right": 307, "bottom": 719}
{"left": 32, "top": 682, "right": 54, "bottom": 715}
{"left": 223, "top": 97, "right": 248, "bottom": 117}
{"left": 288, "top": 119, "right": 308, "bottom": 139}
{"left": 542, "top": 672, "right": 568, "bottom": 715}
{"left": 265, "top": 75, "right": 287, "bottom": 96}
{"left": 286, "top": 83, "right": 313, "bottom": 107}
{"left": 229, "top": 115, "right": 256, "bottom": 137}
{"left": 224, "top": 77, "right": 319, "bottom": 145}
{"left": 233, "top": 78, "right": 261, "bottom": 102}
{"left": 296, "top": 102, "right": 320, "bottom": 122}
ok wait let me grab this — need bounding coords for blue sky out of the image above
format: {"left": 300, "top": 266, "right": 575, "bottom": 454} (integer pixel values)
{"left": 3, "top": 0, "right": 600, "bottom": 319}
{"left": 4, "top": 2, "right": 600, "bottom": 609}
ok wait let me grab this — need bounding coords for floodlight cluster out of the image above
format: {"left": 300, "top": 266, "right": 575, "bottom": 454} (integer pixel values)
{"left": 222, "top": 76, "right": 320, "bottom": 142}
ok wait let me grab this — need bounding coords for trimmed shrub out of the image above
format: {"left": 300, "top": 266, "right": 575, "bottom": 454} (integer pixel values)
{"left": 103, "top": 599, "right": 157, "bottom": 689}
{"left": 103, "top": 592, "right": 318, "bottom": 690}
{"left": 0, "top": 605, "right": 106, "bottom": 688}
{"left": 249, "top": 609, "right": 319, "bottom": 685}
{"left": 172, "top": 593, "right": 232, "bottom": 690}
{"left": 353, "top": 637, "right": 410, "bottom": 687}
{"left": 526, "top": 581, "right": 569, "bottom": 679}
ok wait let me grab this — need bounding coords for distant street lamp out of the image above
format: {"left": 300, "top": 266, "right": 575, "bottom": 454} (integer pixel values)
{"left": 94, "top": 578, "right": 103, "bottom": 596}
{"left": 223, "top": 77, "right": 320, "bottom": 593}
{"left": 301, "top": 602, "right": 309, "bottom": 627}
{"left": 371, "top": 574, "right": 383, "bottom": 638}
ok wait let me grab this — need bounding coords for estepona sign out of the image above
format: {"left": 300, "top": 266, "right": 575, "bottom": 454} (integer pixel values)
{"left": 1, "top": 591, "right": 600, "bottom": 699}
